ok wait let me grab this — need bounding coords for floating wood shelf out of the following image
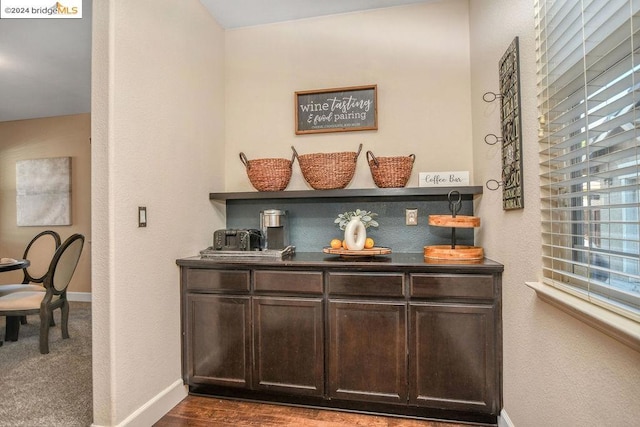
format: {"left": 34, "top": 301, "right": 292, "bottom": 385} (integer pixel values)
{"left": 210, "top": 186, "right": 483, "bottom": 201}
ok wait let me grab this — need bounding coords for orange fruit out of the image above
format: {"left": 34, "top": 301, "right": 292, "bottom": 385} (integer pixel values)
{"left": 342, "top": 239, "right": 348, "bottom": 249}
{"left": 364, "top": 237, "right": 375, "bottom": 249}
{"left": 330, "top": 238, "right": 342, "bottom": 249}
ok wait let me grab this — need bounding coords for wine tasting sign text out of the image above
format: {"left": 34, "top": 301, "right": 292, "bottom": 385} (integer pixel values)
{"left": 295, "top": 85, "right": 378, "bottom": 135}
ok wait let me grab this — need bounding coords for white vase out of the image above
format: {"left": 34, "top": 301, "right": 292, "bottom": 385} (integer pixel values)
{"left": 344, "top": 216, "right": 366, "bottom": 250}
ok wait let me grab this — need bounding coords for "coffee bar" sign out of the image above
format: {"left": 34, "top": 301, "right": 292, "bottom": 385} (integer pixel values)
{"left": 419, "top": 171, "right": 470, "bottom": 187}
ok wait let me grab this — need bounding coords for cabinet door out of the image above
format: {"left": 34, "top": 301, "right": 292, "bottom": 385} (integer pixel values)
{"left": 329, "top": 300, "right": 407, "bottom": 404}
{"left": 185, "top": 294, "right": 251, "bottom": 388}
{"left": 409, "top": 303, "right": 498, "bottom": 414}
{"left": 253, "top": 297, "right": 324, "bottom": 396}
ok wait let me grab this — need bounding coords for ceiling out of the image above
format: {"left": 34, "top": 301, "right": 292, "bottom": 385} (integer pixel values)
{"left": 0, "top": 1, "right": 92, "bottom": 122}
{"left": 0, "top": 0, "right": 430, "bottom": 123}
{"left": 199, "top": 0, "right": 430, "bottom": 29}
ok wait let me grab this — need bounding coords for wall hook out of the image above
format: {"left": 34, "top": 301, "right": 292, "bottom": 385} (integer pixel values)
{"left": 485, "top": 179, "right": 504, "bottom": 191}
{"left": 484, "top": 134, "right": 503, "bottom": 145}
{"left": 482, "top": 91, "right": 503, "bottom": 103}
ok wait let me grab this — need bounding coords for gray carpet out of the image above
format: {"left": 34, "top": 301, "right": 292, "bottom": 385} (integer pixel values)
{"left": 0, "top": 302, "right": 92, "bottom": 426}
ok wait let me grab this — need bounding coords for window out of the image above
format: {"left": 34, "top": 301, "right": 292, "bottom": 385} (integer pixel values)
{"left": 536, "top": 0, "right": 640, "bottom": 321}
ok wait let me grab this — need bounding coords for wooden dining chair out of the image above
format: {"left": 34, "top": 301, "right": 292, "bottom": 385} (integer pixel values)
{"left": 0, "top": 230, "right": 62, "bottom": 297}
{"left": 0, "top": 234, "right": 84, "bottom": 354}
{"left": 0, "top": 230, "right": 62, "bottom": 327}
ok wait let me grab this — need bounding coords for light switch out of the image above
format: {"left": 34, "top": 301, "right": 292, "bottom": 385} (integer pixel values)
{"left": 138, "top": 206, "right": 147, "bottom": 227}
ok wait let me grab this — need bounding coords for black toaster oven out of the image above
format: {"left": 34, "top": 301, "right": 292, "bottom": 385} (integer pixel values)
{"left": 213, "top": 229, "right": 262, "bottom": 251}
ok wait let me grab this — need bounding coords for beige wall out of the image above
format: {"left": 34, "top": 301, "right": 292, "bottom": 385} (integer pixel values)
{"left": 0, "top": 113, "right": 91, "bottom": 294}
{"left": 224, "top": 0, "right": 473, "bottom": 191}
{"left": 91, "top": 0, "right": 225, "bottom": 425}
{"left": 470, "top": 1, "right": 640, "bottom": 426}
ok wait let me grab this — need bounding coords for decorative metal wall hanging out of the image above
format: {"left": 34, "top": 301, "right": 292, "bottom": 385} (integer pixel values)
{"left": 498, "top": 37, "right": 523, "bottom": 209}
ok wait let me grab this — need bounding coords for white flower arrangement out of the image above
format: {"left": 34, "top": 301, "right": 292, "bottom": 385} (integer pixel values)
{"left": 334, "top": 209, "right": 379, "bottom": 231}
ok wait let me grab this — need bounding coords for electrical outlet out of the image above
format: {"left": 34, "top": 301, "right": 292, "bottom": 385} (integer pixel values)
{"left": 406, "top": 208, "right": 418, "bottom": 226}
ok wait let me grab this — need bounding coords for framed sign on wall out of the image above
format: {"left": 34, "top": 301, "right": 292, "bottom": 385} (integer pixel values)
{"left": 295, "top": 85, "right": 377, "bottom": 135}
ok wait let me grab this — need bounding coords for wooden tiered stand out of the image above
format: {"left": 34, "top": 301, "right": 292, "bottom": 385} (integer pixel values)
{"left": 424, "top": 191, "right": 484, "bottom": 261}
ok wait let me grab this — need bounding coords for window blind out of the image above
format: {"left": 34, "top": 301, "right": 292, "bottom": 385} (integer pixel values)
{"left": 536, "top": 0, "right": 640, "bottom": 320}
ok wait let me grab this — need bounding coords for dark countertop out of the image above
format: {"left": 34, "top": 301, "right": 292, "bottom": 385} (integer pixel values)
{"left": 177, "top": 252, "right": 503, "bottom": 274}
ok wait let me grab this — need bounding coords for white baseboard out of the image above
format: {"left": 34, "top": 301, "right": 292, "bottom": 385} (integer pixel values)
{"left": 67, "top": 291, "right": 91, "bottom": 302}
{"left": 110, "top": 379, "right": 187, "bottom": 427}
{"left": 499, "top": 409, "right": 515, "bottom": 427}
{"left": 90, "top": 379, "right": 187, "bottom": 427}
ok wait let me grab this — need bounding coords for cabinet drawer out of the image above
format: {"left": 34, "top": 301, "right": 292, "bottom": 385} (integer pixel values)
{"left": 328, "top": 272, "right": 404, "bottom": 297}
{"left": 254, "top": 270, "right": 323, "bottom": 294}
{"left": 186, "top": 269, "right": 250, "bottom": 292}
{"left": 410, "top": 274, "right": 494, "bottom": 299}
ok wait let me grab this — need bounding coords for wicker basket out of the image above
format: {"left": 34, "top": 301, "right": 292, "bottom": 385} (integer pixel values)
{"left": 239, "top": 152, "right": 294, "bottom": 191}
{"left": 292, "top": 144, "right": 363, "bottom": 190}
{"left": 366, "top": 150, "right": 415, "bottom": 188}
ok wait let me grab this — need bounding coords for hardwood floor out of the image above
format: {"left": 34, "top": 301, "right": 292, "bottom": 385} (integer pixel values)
{"left": 154, "top": 395, "right": 482, "bottom": 427}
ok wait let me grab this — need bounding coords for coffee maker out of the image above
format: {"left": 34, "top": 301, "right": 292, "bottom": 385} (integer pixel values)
{"left": 260, "top": 209, "right": 289, "bottom": 250}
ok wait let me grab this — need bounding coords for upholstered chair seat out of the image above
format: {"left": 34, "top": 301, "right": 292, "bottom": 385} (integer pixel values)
{"left": 0, "top": 284, "right": 46, "bottom": 297}
{"left": 0, "top": 291, "right": 60, "bottom": 310}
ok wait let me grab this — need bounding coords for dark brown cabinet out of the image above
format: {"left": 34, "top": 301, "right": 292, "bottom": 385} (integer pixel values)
{"left": 253, "top": 296, "right": 324, "bottom": 396}
{"left": 329, "top": 300, "right": 407, "bottom": 404}
{"left": 408, "top": 273, "right": 500, "bottom": 414}
{"left": 179, "top": 254, "right": 503, "bottom": 425}
{"left": 185, "top": 294, "right": 251, "bottom": 388}
{"left": 409, "top": 303, "right": 497, "bottom": 412}
{"left": 327, "top": 271, "right": 407, "bottom": 404}
{"left": 182, "top": 268, "right": 325, "bottom": 397}
{"left": 252, "top": 269, "right": 324, "bottom": 396}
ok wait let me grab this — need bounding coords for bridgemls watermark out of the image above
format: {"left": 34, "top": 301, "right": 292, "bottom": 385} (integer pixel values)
{"left": 1, "top": 0, "right": 82, "bottom": 18}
